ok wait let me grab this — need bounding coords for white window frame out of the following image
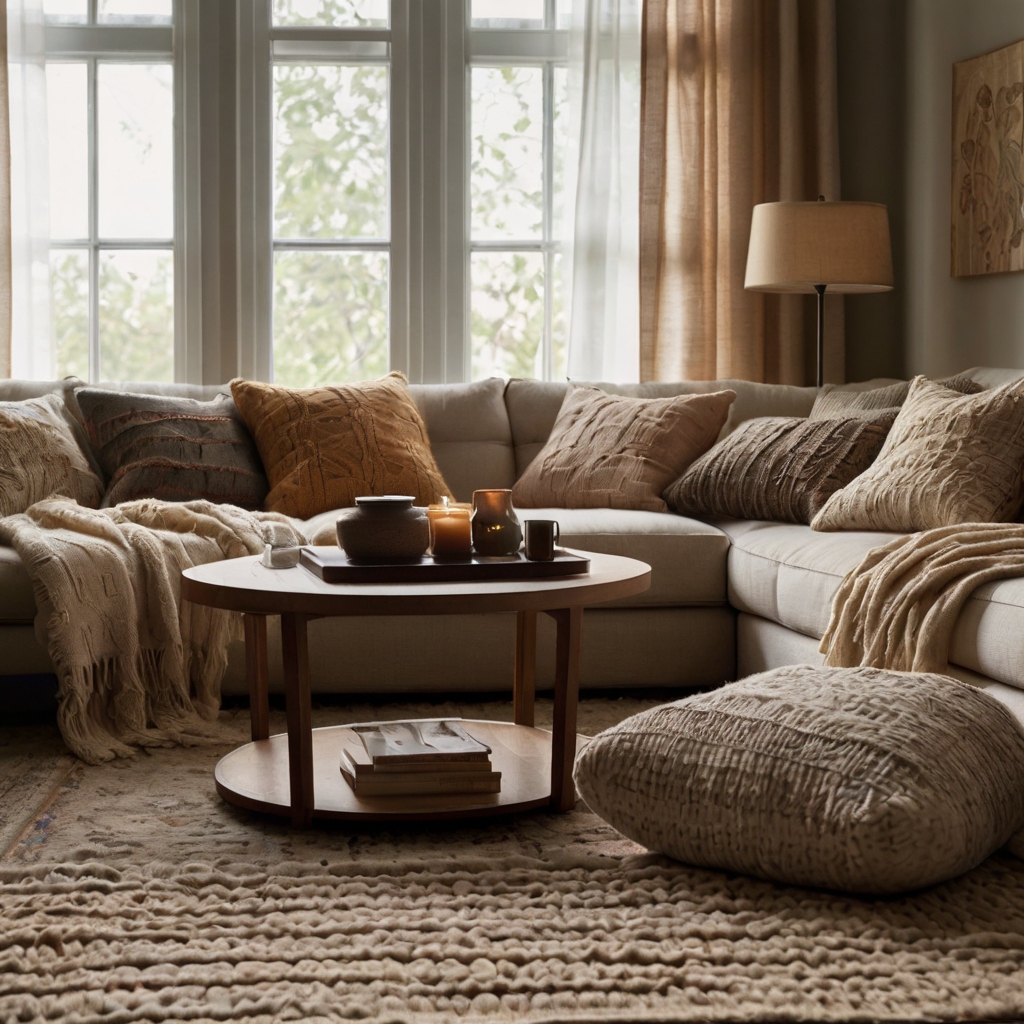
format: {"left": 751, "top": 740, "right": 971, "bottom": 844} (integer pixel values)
{"left": 42, "top": 0, "right": 203, "bottom": 383}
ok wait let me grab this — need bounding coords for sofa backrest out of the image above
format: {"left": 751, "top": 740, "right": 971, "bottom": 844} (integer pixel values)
{"left": 503, "top": 378, "right": 820, "bottom": 478}
{"left": 408, "top": 378, "right": 516, "bottom": 501}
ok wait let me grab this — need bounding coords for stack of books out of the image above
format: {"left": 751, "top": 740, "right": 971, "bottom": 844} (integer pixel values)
{"left": 339, "top": 719, "right": 501, "bottom": 797}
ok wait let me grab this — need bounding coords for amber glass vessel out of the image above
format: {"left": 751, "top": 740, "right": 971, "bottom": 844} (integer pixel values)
{"left": 471, "top": 489, "right": 523, "bottom": 556}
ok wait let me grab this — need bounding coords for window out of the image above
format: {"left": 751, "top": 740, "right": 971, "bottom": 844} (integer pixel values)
{"left": 43, "top": 0, "right": 177, "bottom": 382}
{"left": 21, "top": 1, "right": 578, "bottom": 386}
{"left": 236, "top": 0, "right": 569, "bottom": 386}
{"left": 469, "top": 1, "right": 569, "bottom": 380}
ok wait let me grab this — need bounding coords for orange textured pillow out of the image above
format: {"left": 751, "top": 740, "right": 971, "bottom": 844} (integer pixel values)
{"left": 230, "top": 373, "right": 452, "bottom": 519}
{"left": 512, "top": 386, "right": 736, "bottom": 512}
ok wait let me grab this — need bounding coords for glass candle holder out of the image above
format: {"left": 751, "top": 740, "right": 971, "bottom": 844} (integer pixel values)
{"left": 471, "top": 489, "right": 523, "bottom": 556}
{"left": 427, "top": 503, "right": 473, "bottom": 560}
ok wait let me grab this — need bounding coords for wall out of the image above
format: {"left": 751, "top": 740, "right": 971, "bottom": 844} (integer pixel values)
{"left": 905, "top": 0, "right": 1024, "bottom": 376}
{"left": 836, "top": 0, "right": 907, "bottom": 382}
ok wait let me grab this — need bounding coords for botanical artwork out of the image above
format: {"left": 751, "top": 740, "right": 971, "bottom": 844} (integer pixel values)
{"left": 952, "top": 40, "right": 1024, "bottom": 277}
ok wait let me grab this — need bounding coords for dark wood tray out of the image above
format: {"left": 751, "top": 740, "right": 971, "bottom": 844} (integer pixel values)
{"left": 299, "top": 547, "right": 590, "bottom": 584}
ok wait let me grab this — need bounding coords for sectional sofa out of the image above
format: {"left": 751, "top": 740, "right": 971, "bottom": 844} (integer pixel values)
{"left": 3, "top": 369, "right": 1024, "bottom": 730}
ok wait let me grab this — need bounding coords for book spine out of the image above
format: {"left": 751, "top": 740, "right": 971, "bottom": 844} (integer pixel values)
{"left": 341, "top": 770, "right": 502, "bottom": 796}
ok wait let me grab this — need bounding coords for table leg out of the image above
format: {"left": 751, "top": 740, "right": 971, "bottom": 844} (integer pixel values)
{"left": 243, "top": 613, "right": 270, "bottom": 741}
{"left": 547, "top": 606, "right": 582, "bottom": 812}
{"left": 513, "top": 610, "right": 537, "bottom": 727}
{"left": 281, "top": 612, "right": 313, "bottom": 827}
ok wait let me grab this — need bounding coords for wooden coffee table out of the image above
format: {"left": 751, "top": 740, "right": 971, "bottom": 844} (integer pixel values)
{"left": 181, "top": 548, "right": 651, "bottom": 826}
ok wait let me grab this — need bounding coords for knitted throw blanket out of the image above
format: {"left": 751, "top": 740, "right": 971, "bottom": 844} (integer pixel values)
{"left": 820, "top": 523, "right": 1024, "bottom": 672}
{"left": 0, "top": 498, "right": 304, "bottom": 763}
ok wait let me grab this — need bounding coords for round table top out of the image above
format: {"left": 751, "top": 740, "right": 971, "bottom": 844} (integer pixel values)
{"left": 181, "top": 547, "right": 651, "bottom": 617}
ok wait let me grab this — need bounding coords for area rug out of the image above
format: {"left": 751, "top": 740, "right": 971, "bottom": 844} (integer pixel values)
{"left": 3, "top": 698, "right": 1024, "bottom": 1023}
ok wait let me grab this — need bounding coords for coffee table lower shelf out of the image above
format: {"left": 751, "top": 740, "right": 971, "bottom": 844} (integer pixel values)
{"left": 214, "top": 720, "right": 562, "bottom": 822}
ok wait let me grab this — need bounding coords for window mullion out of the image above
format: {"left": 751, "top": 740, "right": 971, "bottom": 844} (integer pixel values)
{"left": 543, "top": 59, "right": 554, "bottom": 381}
{"left": 88, "top": 56, "right": 99, "bottom": 382}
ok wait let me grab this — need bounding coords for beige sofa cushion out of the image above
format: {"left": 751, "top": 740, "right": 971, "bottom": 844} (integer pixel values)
{"left": 574, "top": 664, "right": 1024, "bottom": 894}
{"left": 720, "top": 517, "right": 1024, "bottom": 692}
{"left": 408, "top": 378, "right": 515, "bottom": 501}
{"left": 305, "top": 506, "right": 732, "bottom": 607}
{"left": 505, "top": 378, "right": 817, "bottom": 478}
{"left": 0, "top": 546, "right": 37, "bottom": 622}
{"left": 812, "top": 376, "right": 1024, "bottom": 532}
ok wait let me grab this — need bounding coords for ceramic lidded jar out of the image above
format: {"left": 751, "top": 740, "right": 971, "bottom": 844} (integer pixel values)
{"left": 336, "top": 496, "right": 430, "bottom": 562}
{"left": 471, "top": 489, "right": 523, "bottom": 556}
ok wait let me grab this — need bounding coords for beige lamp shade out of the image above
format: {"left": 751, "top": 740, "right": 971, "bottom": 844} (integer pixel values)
{"left": 744, "top": 201, "right": 894, "bottom": 294}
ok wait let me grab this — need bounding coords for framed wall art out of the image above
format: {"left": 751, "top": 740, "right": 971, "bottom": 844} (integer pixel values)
{"left": 952, "top": 39, "right": 1024, "bottom": 277}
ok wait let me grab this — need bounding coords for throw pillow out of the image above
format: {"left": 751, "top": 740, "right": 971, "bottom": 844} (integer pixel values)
{"left": 663, "top": 413, "right": 894, "bottom": 525}
{"left": 230, "top": 372, "right": 452, "bottom": 519}
{"left": 511, "top": 386, "right": 736, "bottom": 513}
{"left": 811, "top": 376, "right": 1024, "bottom": 532}
{"left": 77, "top": 389, "right": 269, "bottom": 509}
{"left": 0, "top": 394, "right": 104, "bottom": 515}
{"left": 809, "top": 373, "right": 982, "bottom": 421}
{"left": 574, "top": 664, "right": 1024, "bottom": 895}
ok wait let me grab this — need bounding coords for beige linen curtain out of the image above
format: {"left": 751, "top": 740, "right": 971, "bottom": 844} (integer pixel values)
{"left": 640, "top": 0, "right": 842, "bottom": 384}
{"left": 0, "top": 3, "right": 10, "bottom": 380}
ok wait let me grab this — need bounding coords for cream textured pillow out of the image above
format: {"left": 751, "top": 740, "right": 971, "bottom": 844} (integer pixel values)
{"left": 511, "top": 387, "right": 736, "bottom": 512}
{"left": 811, "top": 376, "right": 1024, "bottom": 532}
{"left": 574, "top": 665, "right": 1024, "bottom": 895}
{"left": 231, "top": 373, "right": 452, "bottom": 519}
{"left": 0, "top": 394, "right": 104, "bottom": 515}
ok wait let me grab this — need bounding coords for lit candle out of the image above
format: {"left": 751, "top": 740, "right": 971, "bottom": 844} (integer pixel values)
{"left": 427, "top": 503, "right": 473, "bottom": 559}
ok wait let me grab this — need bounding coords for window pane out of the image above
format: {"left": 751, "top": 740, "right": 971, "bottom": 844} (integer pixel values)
{"left": 471, "top": 251, "right": 544, "bottom": 380}
{"left": 273, "top": 0, "right": 387, "bottom": 27}
{"left": 99, "top": 250, "right": 173, "bottom": 382}
{"left": 98, "top": 0, "right": 171, "bottom": 24}
{"left": 552, "top": 66, "right": 569, "bottom": 241}
{"left": 273, "top": 251, "right": 388, "bottom": 386}
{"left": 51, "top": 250, "right": 89, "bottom": 380}
{"left": 472, "top": 67, "right": 543, "bottom": 241}
{"left": 47, "top": 64, "right": 88, "bottom": 240}
{"left": 471, "top": 0, "right": 544, "bottom": 28}
{"left": 43, "top": 0, "right": 86, "bottom": 24}
{"left": 274, "top": 65, "right": 388, "bottom": 240}
{"left": 98, "top": 64, "right": 174, "bottom": 240}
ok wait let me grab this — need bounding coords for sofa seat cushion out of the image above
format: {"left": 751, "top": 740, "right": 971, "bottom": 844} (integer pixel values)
{"left": 0, "top": 546, "right": 36, "bottom": 622}
{"left": 303, "top": 506, "right": 731, "bottom": 607}
{"left": 719, "top": 517, "right": 1024, "bottom": 691}
{"left": 518, "top": 508, "right": 729, "bottom": 606}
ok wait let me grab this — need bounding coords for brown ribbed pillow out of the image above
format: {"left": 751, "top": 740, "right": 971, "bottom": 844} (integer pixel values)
{"left": 812, "top": 376, "right": 1024, "bottom": 532}
{"left": 230, "top": 372, "right": 452, "bottom": 519}
{"left": 511, "top": 386, "right": 736, "bottom": 512}
{"left": 77, "top": 389, "right": 269, "bottom": 509}
{"left": 810, "top": 373, "right": 982, "bottom": 421}
{"left": 664, "top": 413, "right": 894, "bottom": 524}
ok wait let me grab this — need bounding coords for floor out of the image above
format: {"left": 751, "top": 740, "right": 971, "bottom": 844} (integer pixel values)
{"left": 0, "top": 693, "right": 670, "bottom": 866}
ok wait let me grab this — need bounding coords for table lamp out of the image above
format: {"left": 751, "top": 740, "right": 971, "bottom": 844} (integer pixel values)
{"left": 744, "top": 198, "right": 893, "bottom": 387}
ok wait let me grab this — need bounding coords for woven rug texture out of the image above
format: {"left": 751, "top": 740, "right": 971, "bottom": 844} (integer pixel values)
{"left": 2, "top": 698, "right": 1024, "bottom": 1023}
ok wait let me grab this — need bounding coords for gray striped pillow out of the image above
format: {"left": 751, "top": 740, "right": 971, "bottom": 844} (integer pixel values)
{"left": 77, "top": 388, "right": 268, "bottom": 509}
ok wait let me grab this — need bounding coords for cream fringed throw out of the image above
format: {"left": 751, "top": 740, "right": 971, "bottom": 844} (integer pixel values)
{"left": 821, "top": 522, "right": 1024, "bottom": 672}
{"left": 0, "top": 498, "right": 304, "bottom": 763}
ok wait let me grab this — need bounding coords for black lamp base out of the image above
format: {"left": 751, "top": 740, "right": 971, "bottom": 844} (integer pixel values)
{"left": 814, "top": 283, "right": 826, "bottom": 388}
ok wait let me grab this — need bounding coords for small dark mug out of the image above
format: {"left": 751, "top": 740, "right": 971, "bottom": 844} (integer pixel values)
{"left": 525, "top": 520, "right": 560, "bottom": 561}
